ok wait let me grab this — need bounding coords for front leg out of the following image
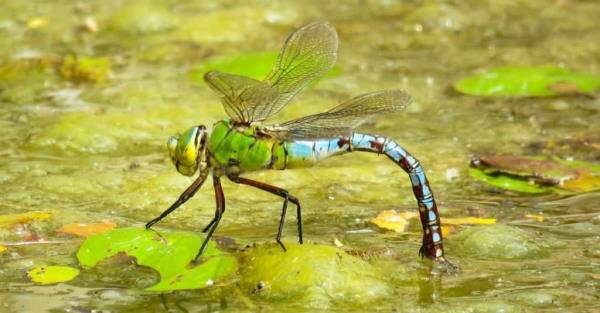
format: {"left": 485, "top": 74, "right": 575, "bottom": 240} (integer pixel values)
{"left": 228, "top": 175, "right": 303, "bottom": 252}
{"left": 146, "top": 169, "right": 209, "bottom": 229}
{"left": 192, "top": 174, "right": 226, "bottom": 263}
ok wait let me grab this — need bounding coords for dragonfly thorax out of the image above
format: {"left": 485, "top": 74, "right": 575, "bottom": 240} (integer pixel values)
{"left": 167, "top": 125, "right": 208, "bottom": 176}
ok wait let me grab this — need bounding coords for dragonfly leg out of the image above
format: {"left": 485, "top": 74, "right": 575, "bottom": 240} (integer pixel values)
{"left": 145, "top": 169, "right": 209, "bottom": 229}
{"left": 202, "top": 217, "right": 217, "bottom": 232}
{"left": 193, "top": 174, "right": 226, "bottom": 264}
{"left": 228, "top": 175, "right": 303, "bottom": 251}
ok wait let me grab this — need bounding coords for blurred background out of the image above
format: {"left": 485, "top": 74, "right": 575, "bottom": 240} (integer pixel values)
{"left": 1, "top": 1, "right": 599, "bottom": 312}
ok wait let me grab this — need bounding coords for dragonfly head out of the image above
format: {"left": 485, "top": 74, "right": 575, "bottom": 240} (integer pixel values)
{"left": 167, "top": 125, "right": 208, "bottom": 176}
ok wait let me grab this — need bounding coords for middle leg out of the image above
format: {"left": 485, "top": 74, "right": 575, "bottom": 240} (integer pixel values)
{"left": 228, "top": 175, "right": 303, "bottom": 251}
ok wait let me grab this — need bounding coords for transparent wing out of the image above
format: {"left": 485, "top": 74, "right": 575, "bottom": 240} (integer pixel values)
{"left": 257, "top": 21, "right": 338, "bottom": 122}
{"left": 267, "top": 90, "right": 411, "bottom": 140}
{"left": 204, "top": 71, "right": 279, "bottom": 124}
{"left": 203, "top": 22, "right": 338, "bottom": 124}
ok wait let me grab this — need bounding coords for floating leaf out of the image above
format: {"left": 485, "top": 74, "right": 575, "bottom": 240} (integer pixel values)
{"left": 77, "top": 227, "right": 237, "bottom": 291}
{"left": 0, "top": 245, "right": 6, "bottom": 253}
{"left": 469, "top": 167, "right": 551, "bottom": 194}
{"left": 455, "top": 66, "right": 600, "bottom": 97}
{"left": 371, "top": 210, "right": 494, "bottom": 234}
{"left": 442, "top": 217, "right": 497, "bottom": 225}
{"left": 0, "top": 212, "right": 51, "bottom": 229}
{"left": 28, "top": 266, "right": 80, "bottom": 285}
{"left": 470, "top": 155, "right": 600, "bottom": 194}
{"left": 190, "top": 51, "right": 340, "bottom": 85}
{"left": 370, "top": 210, "right": 418, "bottom": 233}
{"left": 58, "top": 220, "right": 116, "bottom": 238}
{"left": 59, "top": 55, "right": 111, "bottom": 84}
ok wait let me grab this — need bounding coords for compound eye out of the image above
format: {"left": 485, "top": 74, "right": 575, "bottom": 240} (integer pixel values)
{"left": 167, "top": 136, "right": 179, "bottom": 163}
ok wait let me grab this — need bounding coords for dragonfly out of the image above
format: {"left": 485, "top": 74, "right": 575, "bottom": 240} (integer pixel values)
{"left": 146, "top": 22, "right": 448, "bottom": 265}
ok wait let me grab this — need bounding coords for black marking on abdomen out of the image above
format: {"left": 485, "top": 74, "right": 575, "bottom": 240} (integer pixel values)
{"left": 268, "top": 143, "right": 277, "bottom": 169}
{"left": 282, "top": 144, "right": 289, "bottom": 169}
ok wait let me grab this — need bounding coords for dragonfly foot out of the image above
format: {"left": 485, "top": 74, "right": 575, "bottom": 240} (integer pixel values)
{"left": 145, "top": 219, "right": 158, "bottom": 230}
{"left": 433, "top": 257, "right": 459, "bottom": 274}
{"left": 276, "top": 240, "right": 287, "bottom": 252}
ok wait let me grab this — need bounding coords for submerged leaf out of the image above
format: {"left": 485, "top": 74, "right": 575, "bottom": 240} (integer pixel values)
{"left": 77, "top": 227, "right": 237, "bottom": 291}
{"left": 0, "top": 212, "right": 51, "bottom": 229}
{"left": 239, "top": 242, "right": 390, "bottom": 305}
{"left": 28, "top": 266, "right": 80, "bottom": 285}
{"left": 191, "top": 51, "right": 278, "bottom": 82}
{"left": 58, "top": 220, "right": 116, "bottom": 238}
{"left": 528, "top": 130, "right": 600, "bottom": 161}
{"left": 59, "top": 55, "right": 111, "bottom": 84}
{"left": 470, "top": 155, "right": 600, "bottom": 194}
{"left": 455, "top": 66, "right": 600, "bottom": 97}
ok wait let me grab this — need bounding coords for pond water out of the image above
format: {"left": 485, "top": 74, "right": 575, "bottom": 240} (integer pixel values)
{"left": 1, "top": 1, "right": 599, "bottom": 312}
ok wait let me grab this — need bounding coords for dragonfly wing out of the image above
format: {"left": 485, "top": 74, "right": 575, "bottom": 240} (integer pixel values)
{"left": 204, "top": 71, "right": 279, "bottom": 124}
{"left": 255, "top": 22, "right": 338, "bottom": 122}
{"left": 267, "top": 90, "right": 411, "bottom": 140}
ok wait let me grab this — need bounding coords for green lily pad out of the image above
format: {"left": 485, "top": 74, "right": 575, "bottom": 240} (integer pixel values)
{"left": 470, "top": 155, "right": 600, "bottom": 194}
{"left": 469, "top": 167, "right": 551, "bottom": 194}
{"left": 455, "top": 66, "right": 600, "bottom": 97}
{"left": 190, "top": 51, "right": 340, "bottom": 85}
{"left": 239, "top": 242, "right": 391, "bottom": 306}
{"left": 77, "top": 227, "right": 237, "bottom": 291}
{"left": 28, "top": 265, "right": 80, "bottom": 285}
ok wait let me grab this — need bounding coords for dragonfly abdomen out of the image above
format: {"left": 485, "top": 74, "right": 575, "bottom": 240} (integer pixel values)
{"left": 350, "top": 133, "right": 445, "bottom": 260}
{"left": 274, "top": 139, "right": 350, "bottom": 169}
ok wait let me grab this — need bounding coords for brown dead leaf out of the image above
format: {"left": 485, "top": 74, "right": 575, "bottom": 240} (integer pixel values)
{"left": 548, "top": 81, "right": 580, "bottom": 94}
{"left": 58, "top": 220, "right": 116, "bottom": 238}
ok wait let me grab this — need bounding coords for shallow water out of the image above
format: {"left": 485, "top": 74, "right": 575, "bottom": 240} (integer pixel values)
{"left": 1, "top": 0, "right": 599, "bottom": 312}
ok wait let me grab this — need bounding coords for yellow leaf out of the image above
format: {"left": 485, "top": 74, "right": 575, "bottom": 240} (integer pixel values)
{"left": 525, "top": 214, "right": 545, "bottom": 222}
{"left": 371, "top": 210, "right": 418, "bottom": 233}
{"left": 0, "top": 212, "right": 51, "bottom": 229}
{"left": 0, "top": 245, "right": 6, "bottom": 254}
{"left": 28, "top": 266, "right": 80, "bottom": 285}
{"left": 27, "top": 17, "right": 48, "bottom": 29}
{"left": 441, "top": 217, "right": 496, "bottom": 225}
{"left": 58, "top": 220, "right": 116, "bottom": 238}
{"left": 560, "top": 172, "right": 600, "bottom": 193}
{"left": 441, "top": 225, "right": 454, "bottom": 237}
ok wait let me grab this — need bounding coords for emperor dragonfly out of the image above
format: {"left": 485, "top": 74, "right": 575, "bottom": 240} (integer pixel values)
{"left": 146, "top": 22, "right": 448, "bottom": 265}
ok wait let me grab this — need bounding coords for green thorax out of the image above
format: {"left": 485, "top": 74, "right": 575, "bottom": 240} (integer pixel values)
{"left": 207, "top": 120, "right": 276, "bottom": 174}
